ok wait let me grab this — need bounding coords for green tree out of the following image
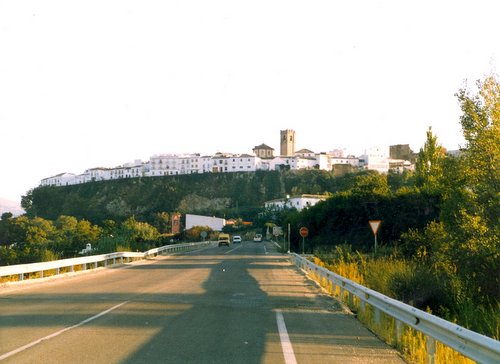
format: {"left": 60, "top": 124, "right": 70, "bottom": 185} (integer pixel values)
{"left": 350, "top": 171, "right": 390, "bottom": 196}
{"left": 52, "top": 215, "right": 102, "bottom": 256}
{"left": 437, "top": 74, "right": 500, "bottom": 300}
{"left": 122, "top": 217, "right": 160, "bottom": 243}
{"left": 415, "top": 126, "right": 446, "bottom": 191}
{"left": 0, "top": 213, "right": 16, "bottom": 246}
{"left": 1, "top": 212, "right": 13, "bottom": 221}
{"left": 152, "top": 212, "right": 170, "bottom": 234}
{"left": 455, "top": 75, "right": 500, "bottom": 227}
{"left": 183, "top": 225, "right": 213, "bottom": 241}
{"left": 14, "top": 216, "right": 56, "bottom": 244}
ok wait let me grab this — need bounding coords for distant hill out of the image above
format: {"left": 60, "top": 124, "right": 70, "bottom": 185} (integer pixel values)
{"left": 22, "top": 170, "right": 361, "bottom": 224}
{"left": 0, "top": 197, "right": 24, "bottom": 216}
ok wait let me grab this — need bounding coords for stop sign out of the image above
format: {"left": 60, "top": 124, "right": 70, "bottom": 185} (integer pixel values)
{"left": 299, "top": 227, "right": 309, "bottom": 237}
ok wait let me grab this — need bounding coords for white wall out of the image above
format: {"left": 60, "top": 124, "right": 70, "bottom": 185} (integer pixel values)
{"left": 185, "top": 214, "right": 226, "bottom": 231}
{"left": 360, "top": 147, "right": 389, "bottom": 173}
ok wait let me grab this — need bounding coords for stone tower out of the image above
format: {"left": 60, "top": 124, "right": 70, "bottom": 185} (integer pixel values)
{"left": 280, "top": 129, "right": 296, "bottom": 156}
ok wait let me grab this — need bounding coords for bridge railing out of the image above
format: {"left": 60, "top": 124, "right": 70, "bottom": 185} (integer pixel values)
{"left": 0, "top": 241, "right": 215, "bottom": 283}
{"left": 290, "top": 253, "right": 500, "bottom": 364}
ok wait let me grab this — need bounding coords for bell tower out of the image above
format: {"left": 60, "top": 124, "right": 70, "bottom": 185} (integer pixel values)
{"left": 280, "top": 129, "right": 296, "bottom": 156}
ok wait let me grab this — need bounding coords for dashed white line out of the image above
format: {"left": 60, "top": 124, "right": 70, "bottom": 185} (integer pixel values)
{"left": 0, "top": 301, "right": 129, "bottom": 361}
{"left": 224, "top": 245, "right": 243, "bottom": 254}
{"left": 276, "top": 310, "right": 297, "bottom": 364}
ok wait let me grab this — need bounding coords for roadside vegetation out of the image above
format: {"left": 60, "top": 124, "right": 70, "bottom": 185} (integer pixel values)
{"left": 275, "top": 74, "right": 499, "bottom": 341}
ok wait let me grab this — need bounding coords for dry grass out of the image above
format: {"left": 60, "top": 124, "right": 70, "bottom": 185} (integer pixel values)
{"left": 309, "top": 256, "right": 476, "bottom": 364}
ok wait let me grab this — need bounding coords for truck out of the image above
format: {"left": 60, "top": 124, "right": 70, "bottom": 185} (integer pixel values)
{"left": 218, "top": 233, "right": 230, "bottom": 247}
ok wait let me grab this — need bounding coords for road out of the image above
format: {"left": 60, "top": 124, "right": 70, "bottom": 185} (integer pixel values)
{"left": 0, "top": 241, "right": 405, "bottom": 363}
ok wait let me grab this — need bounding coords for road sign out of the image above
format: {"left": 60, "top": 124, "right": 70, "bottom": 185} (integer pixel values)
{"left": 369, "top": 220, "right": 382, "bottom": 254}
{"left": 369, "top": 220, "right": 381, "bottom": 235}
{"left": 299, "top": 227, "right": 309, "bottom": 237}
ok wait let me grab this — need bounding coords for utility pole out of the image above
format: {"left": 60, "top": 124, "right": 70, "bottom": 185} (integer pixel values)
{"left": 287, "top": 223, "right": 290, "bottom": 253}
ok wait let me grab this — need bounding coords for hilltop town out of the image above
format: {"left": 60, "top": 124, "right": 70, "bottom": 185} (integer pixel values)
{"left": 40, "top": 129, "right": 416, "bottom": 187}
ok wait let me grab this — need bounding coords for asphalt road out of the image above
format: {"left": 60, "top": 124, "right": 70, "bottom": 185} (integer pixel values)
{"left": 0, "top": 241, "right": 406, "bottom": 363}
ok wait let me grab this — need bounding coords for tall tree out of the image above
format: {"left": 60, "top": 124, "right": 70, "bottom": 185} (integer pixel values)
{"left": 436, "top": 74, "right": 500, "bottom": 300}
{"left": 455, "top": 75, "right": 500, "bottom": 225}
{"left": 414, "top": 127, "right": 446, "bottom": 191}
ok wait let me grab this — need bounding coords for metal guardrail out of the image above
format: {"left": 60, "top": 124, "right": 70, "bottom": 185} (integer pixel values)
{"left": 0, "top": 241, "right": 215, "bottom": 282}
{"left": 290, "top": 253, "right": 500, "bottom": 364}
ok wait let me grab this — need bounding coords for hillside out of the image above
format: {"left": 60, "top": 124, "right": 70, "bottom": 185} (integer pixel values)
{"left": 22, "top": 170, "right": 355, "bottom": 224}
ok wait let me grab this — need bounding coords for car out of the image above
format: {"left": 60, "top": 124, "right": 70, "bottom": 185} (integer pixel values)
{"left": 232, "top": 235, "right": 242, "bottom": 243}
{"left": 218, "top": 233, "right": 230, "bottom": 247}
{"left": 253, "top": 233, "right": 262, "bottom": 242}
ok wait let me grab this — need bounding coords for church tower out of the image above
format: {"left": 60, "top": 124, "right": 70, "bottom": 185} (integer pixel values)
{"left": 280, "top": 129, "right": 296, "bottom": 156}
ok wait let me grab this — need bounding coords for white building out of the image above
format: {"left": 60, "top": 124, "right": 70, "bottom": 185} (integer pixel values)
{"left": 40, "top": 173, "right": 78, "bottom": 187}
{"left": 85, "top": 167, "right": 112, "bottom": 181}
{"left": 148, "top": 154, "right": 213, "bottom": 176}
{"left": 109, "top": 161, "right": 146, "bottom": 180}
{"left": 265, "top": 194, "right": 329, "bottom": 211}
{"left": 211, "top": 153, "right": 261, "bottom": 173}
{"left": 39, "top": 138, "right": 395, "bottom": 189}
{"left": 149, "top": 154, "right": 179, "bottom": 176}
{"left": 330, "top": 156, "right": 360, "bottom": 167}
{"left": 359, "top": 147, "right": 389, "bottom": 173}
{"left": 265, "top": 156, "right": 298, "bottom": 171}
{"left": 388, "top": 159, "right": 414, "bottom": 174}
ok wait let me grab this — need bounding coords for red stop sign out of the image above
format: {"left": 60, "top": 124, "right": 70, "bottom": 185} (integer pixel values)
{"left": 299, "top": 227, "right": 309, "bottom": 237}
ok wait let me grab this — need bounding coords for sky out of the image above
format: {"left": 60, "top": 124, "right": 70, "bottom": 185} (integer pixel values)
{"left": 1, "top": 0, "right": 499, "bottom": 203}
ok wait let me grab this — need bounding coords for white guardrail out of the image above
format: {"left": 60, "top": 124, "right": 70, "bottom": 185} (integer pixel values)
{"left": 0, "top": 241, "right": 215, "bottom": 282}
{"left": 290, "top": 253, "right": 500, "bottom": 364}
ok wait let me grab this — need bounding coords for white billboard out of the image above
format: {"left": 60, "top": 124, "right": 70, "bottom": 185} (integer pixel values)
{"left": 185, "top": 214, "right": 226, "bottom": 231}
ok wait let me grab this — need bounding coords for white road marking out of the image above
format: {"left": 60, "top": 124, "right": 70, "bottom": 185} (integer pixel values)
{"left": 224, "top": 245, "right": 242, "bottom": 254}
{"left": 276, "top": 310, "right": 297, "bottom": 364}
{"left": 0, "top": 301, "right": 129, "bottom": 361}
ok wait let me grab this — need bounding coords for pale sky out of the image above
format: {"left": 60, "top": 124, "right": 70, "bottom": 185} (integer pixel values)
{"left": 1, "top": 0, "right": 499, "bottom": 203}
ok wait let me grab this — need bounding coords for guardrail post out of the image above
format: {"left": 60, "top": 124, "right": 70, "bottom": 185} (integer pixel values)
{"left": 40, "top": 270, "right": 44, "bottom": 278}
{"left": 70, "top": 265, "right": 74, "bottom": 272}
{"left": 373, "top": 307, "right": 381, "bottom": 328}
{"left": 395, "top": 319, "right": 403, "bottom": 347}
{"left": 426, "top": 337, "right": 436, "bottom": 364}
{"left": 348, "top": 292, "right": 354, "bottom": 308}
{"left": 94, "top": 262, "right": 98, "bottom": 269}
{"left": 19, "top": 273, "right": 23, "bottom": 281}
{"left": 56, "top": 267, "right": 60, "bottom": 275}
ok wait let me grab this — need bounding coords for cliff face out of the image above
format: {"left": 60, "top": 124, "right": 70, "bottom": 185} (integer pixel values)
{"left": 23, "top": 171, "right": 286, "bottom": 223}
{"left": 177, "top": 194, "right": 231, "bottom": 213}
